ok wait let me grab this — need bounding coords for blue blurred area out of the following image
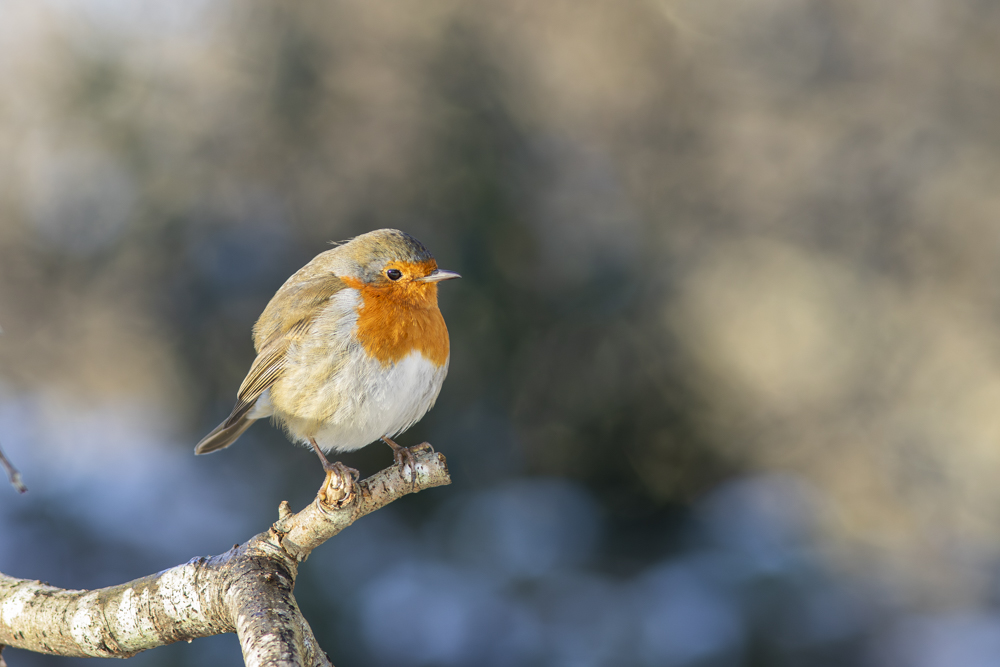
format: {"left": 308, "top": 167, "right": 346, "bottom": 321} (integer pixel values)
{"left": 279, "top": 472, "right": 865, "bottom": 666}
{"left": 2, "top": 392, "right": 1000, "bottom": 667}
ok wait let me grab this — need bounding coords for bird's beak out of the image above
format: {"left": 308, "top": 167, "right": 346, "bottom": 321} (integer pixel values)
{"left": 417, "top": 269, "right": 461, "bottom": 283}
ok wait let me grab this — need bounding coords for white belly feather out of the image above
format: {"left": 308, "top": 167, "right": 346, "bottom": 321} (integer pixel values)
{"left": 311, "top": 349, "right": 447, "bottom": 452}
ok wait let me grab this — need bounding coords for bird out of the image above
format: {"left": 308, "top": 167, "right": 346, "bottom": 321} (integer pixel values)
{"left": 194, "top": 229, "right": 459, "bottom": 492}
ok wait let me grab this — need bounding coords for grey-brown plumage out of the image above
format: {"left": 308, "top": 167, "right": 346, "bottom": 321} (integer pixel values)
{"left": 192, "top": 413, "right": 257, "bottom": 454}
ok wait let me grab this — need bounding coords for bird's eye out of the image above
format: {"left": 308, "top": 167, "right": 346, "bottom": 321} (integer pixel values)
{"left": 386, "top": 269, "right": 403, "bottom": 281}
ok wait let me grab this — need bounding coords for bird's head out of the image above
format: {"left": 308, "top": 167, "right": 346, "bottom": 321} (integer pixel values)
{"left": 334, "top": 229, "right": 460, "bottom": 306}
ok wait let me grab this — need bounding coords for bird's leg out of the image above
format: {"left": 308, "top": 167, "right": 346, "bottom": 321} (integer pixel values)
{"left": 381, "top": 436, "right": 434, "bottom": 485}
{"left": 309, "top": 438, "right": 357, "bottom": 505}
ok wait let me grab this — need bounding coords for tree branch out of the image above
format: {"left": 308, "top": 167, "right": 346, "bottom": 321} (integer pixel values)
{"left": 0, "top": 445, "right": 450, "bottom": 665}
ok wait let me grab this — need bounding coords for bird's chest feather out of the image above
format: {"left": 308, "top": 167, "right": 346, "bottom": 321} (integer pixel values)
{"left": 294, "top": 291, "right": 448, "bottom": 446}
{"left": 343, "top": 277, "right": 450, "bottom": 367}
{"left": 273, "top": 284, "right": 449, "bottom": 421}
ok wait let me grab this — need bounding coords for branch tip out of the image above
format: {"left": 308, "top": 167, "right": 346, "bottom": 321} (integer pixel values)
{"left": 0, "top": 443, "right": 26, "bottom": 494}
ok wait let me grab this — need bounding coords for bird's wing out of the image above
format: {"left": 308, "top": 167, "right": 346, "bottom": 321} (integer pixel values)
{"left": 222, "top": 275, "right": 347, "bottom": 428}
{"left": 253, "top": 271, "right": 349, "bottom": 350}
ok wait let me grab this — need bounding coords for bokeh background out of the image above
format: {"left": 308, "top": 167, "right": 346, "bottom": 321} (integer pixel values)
{"left": 2, "top": 0, "right": 1000, "bottom": 665}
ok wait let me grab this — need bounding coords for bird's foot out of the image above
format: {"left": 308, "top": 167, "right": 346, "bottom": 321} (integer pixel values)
{"left": 381, "top": 437, "right": 434, "bottom": 485}
{"left": 310, "top": 438, "right": 358, "bottom": 505}
{"left": 319, "top": 461, "right": 358, "bottom": 506}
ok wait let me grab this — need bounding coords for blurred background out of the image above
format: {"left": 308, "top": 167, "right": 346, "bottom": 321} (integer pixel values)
{"left": 2, "top": 0, "right": 1000, "bottom": 665}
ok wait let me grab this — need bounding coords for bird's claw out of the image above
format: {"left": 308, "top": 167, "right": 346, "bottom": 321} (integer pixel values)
{"left": 319, "top": 461, "right": 358, "bottom": 506}
{"left": 404, "top": 442, "right": 435, "bottom": 458}
{"left": 383, "top": 439, "right": 433, "bottom": 485}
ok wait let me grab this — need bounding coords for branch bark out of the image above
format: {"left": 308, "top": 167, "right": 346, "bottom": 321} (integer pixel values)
{"left": 0, "top": 445, "right": 450, "bottom": 666}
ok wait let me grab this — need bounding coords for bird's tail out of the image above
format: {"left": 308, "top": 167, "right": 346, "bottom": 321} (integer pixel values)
{"left": 194, "top": 414, "right": 256, "bottom": 455}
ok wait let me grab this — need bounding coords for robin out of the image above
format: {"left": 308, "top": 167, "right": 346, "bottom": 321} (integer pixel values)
{"left": 194, "top": 229, "right": 459, "bottom": 494}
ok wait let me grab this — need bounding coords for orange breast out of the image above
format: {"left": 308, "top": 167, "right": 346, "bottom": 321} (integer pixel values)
{"left": 342, "top": 264, "right": 450, "bottom": 367}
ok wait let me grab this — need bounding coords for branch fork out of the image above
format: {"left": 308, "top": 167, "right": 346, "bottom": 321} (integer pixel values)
{"left": 0, "top": 445, "right": 450, "bottom": 666}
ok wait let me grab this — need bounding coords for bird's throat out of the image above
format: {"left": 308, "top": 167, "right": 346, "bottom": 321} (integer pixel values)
{"left": 343, "top": 277, "right": 450, "bottom": 367}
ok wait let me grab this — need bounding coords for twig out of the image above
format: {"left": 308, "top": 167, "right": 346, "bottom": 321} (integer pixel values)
{"left": 0, "top": 442, "right": 25, "bottom": 494}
